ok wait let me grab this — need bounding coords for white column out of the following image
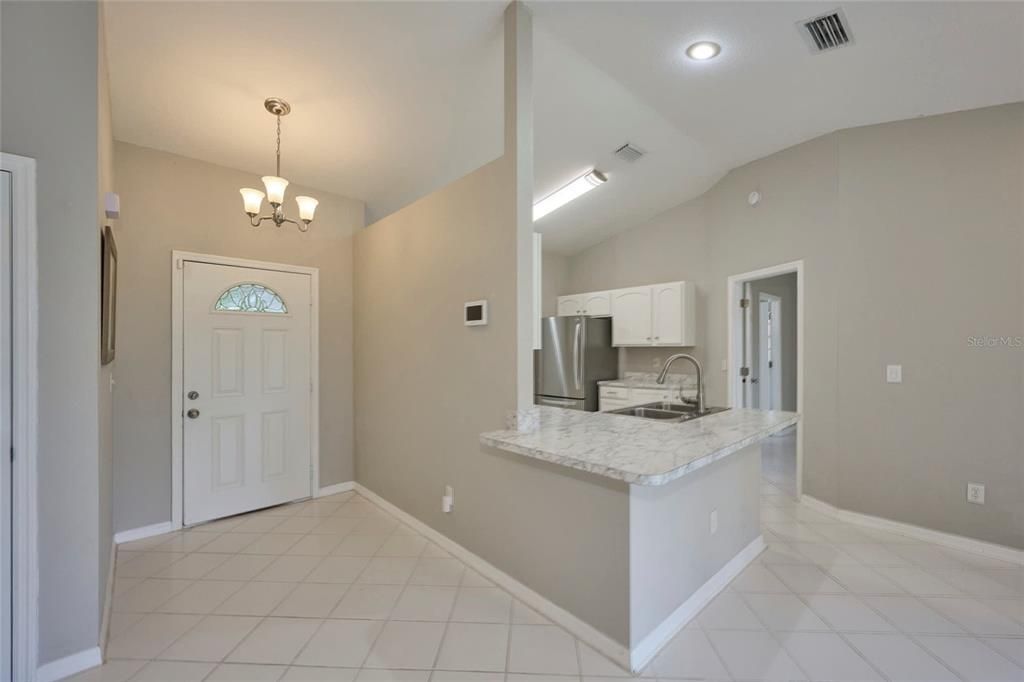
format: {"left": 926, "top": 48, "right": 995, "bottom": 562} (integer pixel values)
{"left": 504, "top": 0, "right": 535, "bottom": 410}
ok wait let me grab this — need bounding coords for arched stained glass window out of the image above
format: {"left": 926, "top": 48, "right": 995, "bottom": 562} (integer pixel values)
{"left": 215, "top": 283, "right": 288, "bottom": 313}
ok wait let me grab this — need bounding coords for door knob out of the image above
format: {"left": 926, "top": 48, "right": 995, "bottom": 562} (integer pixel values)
{"left": 187, "top": 391, "right": 199, "bottom": 400}
{"left": 187, "top": 408, "right": 200, "bottom": 419}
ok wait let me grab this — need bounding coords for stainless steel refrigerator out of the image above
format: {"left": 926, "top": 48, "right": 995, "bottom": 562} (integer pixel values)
{"left": 535, "top": 316, "right": 618, "bottom": 411}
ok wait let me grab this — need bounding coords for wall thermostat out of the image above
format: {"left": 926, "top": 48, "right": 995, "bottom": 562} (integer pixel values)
{"left": 464, "top": 300, "right": 488, "bottom": 326}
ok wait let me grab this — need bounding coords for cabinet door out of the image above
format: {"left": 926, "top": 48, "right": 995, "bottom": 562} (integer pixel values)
{"left": 611, "top": 287, "right": 653, "bottom": 346}
{"left": 652, "top": 282, "right": 682, "bottom": 345}
{"left": 582, "top": 291, "right": 611, "bottom": 317}
{"left": 557, "top": 295, "right": 583, "bottom": 316}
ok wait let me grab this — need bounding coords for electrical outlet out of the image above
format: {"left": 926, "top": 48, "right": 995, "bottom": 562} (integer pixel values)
{"left": 967, "top": 482, "right": 985, "bottom": 505}
{"left": 886, "top": 364, "right": 902, "bottom": 383}
{"left": 709, "top": 509, "right": 718, "bottom": 535}
{"left": 442, "top": 485, "right": 455, "bottom": 513}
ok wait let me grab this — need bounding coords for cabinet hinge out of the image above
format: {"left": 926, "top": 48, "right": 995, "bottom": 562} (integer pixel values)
{"left": 739, "top": 298, "right": 750, "bottom": 309}
{"left": 9, "top": 446, "right": 13, "bottom": 463}
{"left": 175, "top": 258, "right": 184, "bottom": 270}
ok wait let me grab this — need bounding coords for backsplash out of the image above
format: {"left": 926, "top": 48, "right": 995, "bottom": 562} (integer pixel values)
{"left": 619, "top": 347, "right": 705, "bottom": 380}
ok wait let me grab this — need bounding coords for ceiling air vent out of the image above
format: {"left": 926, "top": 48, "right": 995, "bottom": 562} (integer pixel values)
{"left": 614, "top": 143, "right": 645, "bottom": 163}
{"left": 800, "top": 9, "right": 853, "bottom": 53}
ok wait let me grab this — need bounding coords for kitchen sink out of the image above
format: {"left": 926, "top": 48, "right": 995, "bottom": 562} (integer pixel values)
{"left": 610, "top": 402, "right": 729, "bottom": 423}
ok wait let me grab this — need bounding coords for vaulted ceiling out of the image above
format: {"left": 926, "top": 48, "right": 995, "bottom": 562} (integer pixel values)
{"left": 104, "top": 1, "right": 1024, "bottom": 254}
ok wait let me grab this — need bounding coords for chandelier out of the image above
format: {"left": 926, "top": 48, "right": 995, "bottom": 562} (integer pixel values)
{"left": 239, "top": 97, "right": 318, "bottom": 231}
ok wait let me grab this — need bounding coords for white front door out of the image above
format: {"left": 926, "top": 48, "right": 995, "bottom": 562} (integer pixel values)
{"left": 183, "top": 261, "right": 312, "bottom": 525}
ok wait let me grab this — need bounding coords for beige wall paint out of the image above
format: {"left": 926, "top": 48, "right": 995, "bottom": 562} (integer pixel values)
{"left": 1, "top": 0, "right": 103, "bottom": 663}
{"left": 354, "top": 155, "right": 631, "bottom": 644}
{"left": 541, "top": 251, "right": 568, "bottom": 317}
{"left": 97, "top": 3, "right": 116, "bottom": 626}
{"left": 564, "top": 104, "right": 1023, "bottom": 549}
{"left": 112, "top": 142, "right": 364, "bottom": 533}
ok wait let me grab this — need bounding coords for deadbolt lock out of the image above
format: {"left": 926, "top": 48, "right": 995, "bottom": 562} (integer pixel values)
{"left": 187, "top": 391, "right": 199, "bottom": 400}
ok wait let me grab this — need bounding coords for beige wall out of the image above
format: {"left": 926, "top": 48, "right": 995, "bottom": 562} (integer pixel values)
{"left": 564, "top": 103, "right": 1024, "bottom": 549}
{"left": 112, "top": 142, "right": 364, "bottom": 533}
{"left": 97, "top": 3, "right": 116, "bottom": 627}
{"left": 541, "top": 251, "right": 569, "bottom": 317}
{"left": 1, "top": 0, "right": 103, "bottom": 663}
{"left": 354, "top": 156, "right": 631, "bottom": 644}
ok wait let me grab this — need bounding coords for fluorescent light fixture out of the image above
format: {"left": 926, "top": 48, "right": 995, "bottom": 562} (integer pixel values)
{"left": 686, "top": 41, "right": 721, "bottom": 60}
{"left": 533, "top": 170, "right": 608, "bottom": 221}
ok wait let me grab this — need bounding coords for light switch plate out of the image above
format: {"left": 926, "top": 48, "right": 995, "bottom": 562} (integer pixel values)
{"left": 967, "top": 482, "right": 985, "bottom": 505}
{"left": 886, "top": 365, "right": 902, "bottom": 383}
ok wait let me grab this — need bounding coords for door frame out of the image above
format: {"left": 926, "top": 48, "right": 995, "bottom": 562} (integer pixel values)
{"left": 2, "top": 153, "right": 39, "bottom": 681}
{"left": 726, "top": 260, "right": 803, "bottom": 498}
{"left": 170, "top": 251, "right": 320, "bottom": 529}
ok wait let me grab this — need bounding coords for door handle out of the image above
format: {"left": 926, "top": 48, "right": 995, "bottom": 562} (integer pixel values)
{"left": 187, "top": 408, "right": 200, "bottom": 419}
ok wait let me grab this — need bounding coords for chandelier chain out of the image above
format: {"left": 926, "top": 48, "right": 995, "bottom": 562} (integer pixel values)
{"left": 275, "top": 115, "right": 282, "bottom": 177}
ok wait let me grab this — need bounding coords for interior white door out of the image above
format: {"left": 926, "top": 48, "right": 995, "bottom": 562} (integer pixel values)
{"left": 183, "top": 262, "right": 312, "bottom": 525}
{"left": 611, "top": 287, "right": 653, "bottom": 345}
{"left": 0, "top": 170, "right": 12, "bottom": 682}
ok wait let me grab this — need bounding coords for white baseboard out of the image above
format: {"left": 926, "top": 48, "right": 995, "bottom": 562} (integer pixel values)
{"left": 353, "top": 483, "right": 632, "bottom": 670}
{"left": 316, "top": 480, "right": 355, "bottom": 497}
{"left": 802, "top": 495, "right": 1024, "bottom": 566}
{"left": 36, "top": 647, "right": 102, "bottom": 682}
{"left": 114, "top": 521, "right": 175, "bottom": 545}
{"left": 99, "top": 541, "right": 116, "bottom": 659}
{"left": 629, "top": 534, "right": 766, "bottom": 672}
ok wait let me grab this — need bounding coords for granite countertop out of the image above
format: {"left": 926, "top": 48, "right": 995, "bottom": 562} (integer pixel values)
{"left": 480, "top": 406, "right": 798, "bottom": 486}
{"left": 598, "top": 372, "right": 698, "bottom": 392}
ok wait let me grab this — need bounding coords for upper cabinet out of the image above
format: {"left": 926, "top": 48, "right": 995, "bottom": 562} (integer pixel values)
{"left": 610, "top": 287, "right": 653, "bottom": 345}
{"left": 651, "top": 281, "right": 695, "bottom": 346}
{"left": 556, "top": 291, "right": 611, "bottom": 317}
{"left": 560, "top": 280, "right": 696, "bottom": 347}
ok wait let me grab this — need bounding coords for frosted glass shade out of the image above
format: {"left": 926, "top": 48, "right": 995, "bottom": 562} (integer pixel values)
{"left": 295, "top": 195, "right": 319, "bottom": 222}
{"left": 261, "top": 176, "right": 289, "bottom": 205}
{"left": 239, "top": 188, "right": 265, "bottom": 215}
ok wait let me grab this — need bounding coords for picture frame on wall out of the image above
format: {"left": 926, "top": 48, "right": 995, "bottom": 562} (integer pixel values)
{"left": 101, "top": 224, "right": 117, "bottom": 365}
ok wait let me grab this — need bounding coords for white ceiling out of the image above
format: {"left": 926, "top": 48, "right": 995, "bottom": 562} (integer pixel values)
{"left": 104, "top": 2, "right": 1024, "bottom": 255}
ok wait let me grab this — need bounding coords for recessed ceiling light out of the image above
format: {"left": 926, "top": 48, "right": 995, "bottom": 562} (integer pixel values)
{"left": 686, "top": 41, "right": 721, "bottom": 61}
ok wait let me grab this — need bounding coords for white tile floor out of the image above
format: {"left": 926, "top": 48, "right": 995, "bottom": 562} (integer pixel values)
{"left": 69, "top": 482, "right": 1023, "bottom": 682}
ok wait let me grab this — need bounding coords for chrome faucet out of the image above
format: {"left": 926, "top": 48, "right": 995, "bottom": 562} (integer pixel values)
{"left": 657, "top": 353, "right": 705, "bottom": 414}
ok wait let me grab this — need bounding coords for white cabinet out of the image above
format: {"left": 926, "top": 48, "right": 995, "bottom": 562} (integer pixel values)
{"left": 581, "top": 291, "right": 611, "bottom": 316}
{"left": 556, "top": 291, "right": 611, "bottom": 317}
{"left": 557, "top": 295, "right": 582, "bottom": 316}
{"left": 557, "top": 280, "right": 696, "bottom": 347}
{"left": 610, "top": 287, "right": 653, "bottom": 345}
{"left": 598, "top": 384, "right": 688, "bottom": 411}
{"left": 651, "top": 281, "right": 695, "bottom": 346}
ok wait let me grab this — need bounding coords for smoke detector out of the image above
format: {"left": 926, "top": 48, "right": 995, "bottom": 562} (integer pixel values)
{"left": 614, "top": 143, "right": 645, "bottom": 163}
{"left": 799, "top": 9, "right": 853, "bottom": 53}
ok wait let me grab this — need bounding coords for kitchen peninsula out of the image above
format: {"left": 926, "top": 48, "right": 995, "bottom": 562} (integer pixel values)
{"left": 481, "top": 405, "right": 798, "bottom": 672}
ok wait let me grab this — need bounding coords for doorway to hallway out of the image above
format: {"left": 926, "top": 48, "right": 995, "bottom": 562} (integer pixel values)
{"left": 727, "top": 262, "right": 803, "bottom": 498}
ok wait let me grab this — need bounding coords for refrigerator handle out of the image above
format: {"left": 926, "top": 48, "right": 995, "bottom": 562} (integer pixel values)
{"left": 574, "top": 319, "right": 584, "bottom": 391}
